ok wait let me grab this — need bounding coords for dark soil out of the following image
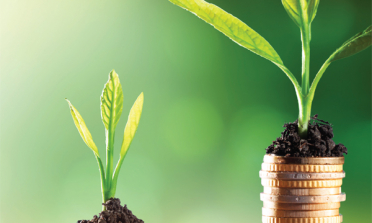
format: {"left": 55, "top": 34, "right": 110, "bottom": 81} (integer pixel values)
{"left": 78, "top": 198, "right": 144, "bottom": 223}
{"left": 266, "top": 115, "right": 348, "bottom": 157}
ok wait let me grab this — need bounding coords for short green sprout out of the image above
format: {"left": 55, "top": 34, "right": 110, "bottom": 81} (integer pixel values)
{"left": 66, "top": 70, "right": 144, "bottom": 208}
{"left": 170, "top": 0, "right": 372, "bottom": 138}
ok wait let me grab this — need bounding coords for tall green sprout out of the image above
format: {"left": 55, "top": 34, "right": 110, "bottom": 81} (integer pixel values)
{"left": 170, "top": 0, "right": 372, "bottom": 138}
{"left": 66, "top": 70, "right": 144, "bottom": 209}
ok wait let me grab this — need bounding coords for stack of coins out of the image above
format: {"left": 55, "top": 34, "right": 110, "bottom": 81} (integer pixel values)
{"left": 260, "top": 155, "right": 346, "bottom": 223}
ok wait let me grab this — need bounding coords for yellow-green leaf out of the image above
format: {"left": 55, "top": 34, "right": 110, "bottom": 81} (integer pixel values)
{"left": 282, "top": 0, "right": 320, "bottom": 28}
{"left": 66, "top": 99, "right": 100, "bottom": 157}
{"left": 330, "top": 25, "right": 372, "bottom": 62}
{"left": 101, "top": 70, "right": 124, "bottom": 131}
{"left": 170, "top": 0, "right": 283, "bottom": 65}
{"left": 120, "top": 93, "right": 144, "bottom": 157}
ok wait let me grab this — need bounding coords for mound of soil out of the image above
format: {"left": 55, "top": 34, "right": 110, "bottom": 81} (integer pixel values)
{"left": 78, "top": 198, "right": 144, "bottom": 223}
{"left": 266, "top": 115, "right": 348, "bottom": 157}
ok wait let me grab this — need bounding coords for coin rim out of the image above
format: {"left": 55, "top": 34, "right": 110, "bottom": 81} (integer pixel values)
{"left": 261, "top": 163, "right": 344, "bottom": 173}
{"left": 260, "top": 193, "right": 346, "bottom": 203}
{"left": 262, "top": 215, "right": 343, "bottom": 223}
{"left": 264, "top": 155, "right": 345, "bottom": 165}
{"left": 259, "top": 170, "right": 345, "bottom": 180}
{"left": 263, "top": 201, "right": 341, "bottom": 210}
{"left": 263, "top": 187, "right": 342, "bottom": 196}
{"left": 262, "top": 208, "right": 339, "bottom": 217}
{"left": 261, "top": 178, "right": 343, "bottom": 188}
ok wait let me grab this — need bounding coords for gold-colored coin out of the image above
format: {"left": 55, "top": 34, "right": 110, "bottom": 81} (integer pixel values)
{"left": 261, "top": 163, "right": 343, "bottom": 173}
{"left": 264, "top": 155, "right": 345, "bottom": 165}
{"left": 262, "top": 215, "right": 343, "bottom": 223}
{"left": 260, "top": 171, "right": 345, "bottom": 180}
{"left": 263, "top": 187, "right": 341, "bottom": 196}
{"left": 263, "top": 201, "right": 341, "bottom": 210}
{"left": 260, "top": 193, "right": 346, "bottom": 203}
{"left": 261, "top": 179, "right": 343, "bottom": 188}
{"left": 262, "top": 208, "right": 339, "bottom": 217}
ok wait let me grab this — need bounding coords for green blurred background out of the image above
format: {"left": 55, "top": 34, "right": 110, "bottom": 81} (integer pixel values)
{"left": 0, "top": 0, "right": 370, "bottom": 222}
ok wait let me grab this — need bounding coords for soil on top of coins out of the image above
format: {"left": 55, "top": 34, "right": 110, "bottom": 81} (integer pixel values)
{"left": 78, "top": 198, "right": 144, "bottom": 223}
{"left": 266, "top": 115, "right": 348, "bottom": 157}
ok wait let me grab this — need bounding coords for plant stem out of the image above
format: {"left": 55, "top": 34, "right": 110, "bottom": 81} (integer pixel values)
{"left": 298, "top": 25, "right": 311, "bottom": 138}
{"left": 105, "top": 129, "right": 115, "bottom": 201}
{"left": 95, "top": 155, "right": 108, "bottom": 210}
{"left": 110, "top": 152, "right": 128, "bottom": 199}
{"left": 301, "top": 26, "right": 311, "bottom": 95}
{"left": 297, "top": 94, "right": 312, "bottom": 138}
{"left": 309, "top": 60, "right": 332, "bottom": 100}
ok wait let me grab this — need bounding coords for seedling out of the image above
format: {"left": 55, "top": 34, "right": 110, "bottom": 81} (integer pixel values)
{"left": 170, "top": 0, "right": 371, "bottom": 138}
{"left": 66, "top": 70, "right": 144, "bottom": 209}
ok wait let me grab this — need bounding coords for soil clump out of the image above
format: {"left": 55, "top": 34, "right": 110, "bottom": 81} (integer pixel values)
{"left": 78, "top": 198, "right": 144, "bottom": 223}
{"left": 266, "top": 115, "right": 348, "bottom": 157}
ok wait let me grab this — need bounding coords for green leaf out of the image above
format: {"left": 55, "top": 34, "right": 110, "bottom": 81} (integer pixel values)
{"left": 282, "top": 0, "right": 320, "bottom": 28}
{"left": 101, "top": 70, "right": 124, "bottom": 131}
{"left": 330, "top": 25, "right": 372, "bottom": 62}
{"left": 66, "top": 99, "right": 100, "bottom": 157}
{"left": 309, "top": 26, "right": 372, "bottom": 108}
{"left": 120, "top": 93, "right": 144, "bottom": 157}
{"left": 282, "top": 0, "right": 302, "bottom": 27}
{"left": 307, "top": 0, "right": 320, "bottom": 23}
{"left": 170, "top": 0, "right": 283, "bottom": 65}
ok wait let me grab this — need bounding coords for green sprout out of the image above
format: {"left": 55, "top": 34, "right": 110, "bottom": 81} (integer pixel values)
{"left": 170, "top": 0, "right": 372, "bottom": 138}
{"left": 66, "top": 70, "right": 144, "bottom": 208}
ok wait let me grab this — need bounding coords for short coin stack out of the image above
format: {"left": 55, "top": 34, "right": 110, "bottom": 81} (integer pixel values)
{"left": 260, "top": 155, "right": 346, "bottom": 223}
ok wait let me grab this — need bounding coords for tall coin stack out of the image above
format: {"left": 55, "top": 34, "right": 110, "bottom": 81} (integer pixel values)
{"left": 260, "top": 155, "right": 346, "bottom": 223}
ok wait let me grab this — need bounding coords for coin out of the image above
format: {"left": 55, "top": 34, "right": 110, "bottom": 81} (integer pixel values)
{"left": 259, "top": 171, "right": 345, "bottom": 180}
{"left": 262, "top": 208, "right": 339, "bottom": 217}
{"left": 261, "top": 179, "right": 343, "bottom": 188}
{"left": 263, "top": 201, "right": 341, "bottom": 210}
{"left": 261, "top": 163, "right": 343, "bottom": 172}
{"left": 260, "top": 193, "right": 346, "bottom": 203}
{"left": 264, "top": 155, "right": 345, "bottom": 165}
{"left": 263, "top": 187, "right": 341, "bottom": 196}
{"left": 262, "top": 215, "right": 343, "bottom": 223}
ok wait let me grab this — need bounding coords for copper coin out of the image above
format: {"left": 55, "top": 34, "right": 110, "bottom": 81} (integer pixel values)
{"left": 260, "top": 193, "right": 346, "bottom": 203}
{"left": 259, "top": 171, "right": 345, "bottom": 180}
{"left": 264, "top": 155, "right": 345, "bottom": 165}
{"left": 261, "top": 179, "right": 343, "bottom": 188}
{"left": 262, "top": 215, "right": 343, "bottom": 223}
{"left": 263, "top": 187, "right": 342, "bottom": 196}
{"left": 261, "top": 163, "right": 343, "bottom": 173}
{"left": 263, "top": 201, "right": 341, "bottom": 210}
{"left": 262, "top": 208, "right": 339, "bottom": 217}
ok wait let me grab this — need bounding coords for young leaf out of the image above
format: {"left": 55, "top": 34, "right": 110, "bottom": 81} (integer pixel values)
{"left": 282, "top": 0, "right": 320, "bottom": 28}
{"left": 329, "top": 25, "right": 372, "bottom": 62}
{"left": 120, "top": 93, "right": 144, "bottom": 158}
{"left": 66, "top": 99, "right": 100, "bottom": 157}
{"left": 309, "top": 25, "right": 372, "bottom": 99}
{"left": 101, "top": 70, "right": 124, "bottom": 131}
{"left": 169, "top": 0, "right": 284, "bottom": 65}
